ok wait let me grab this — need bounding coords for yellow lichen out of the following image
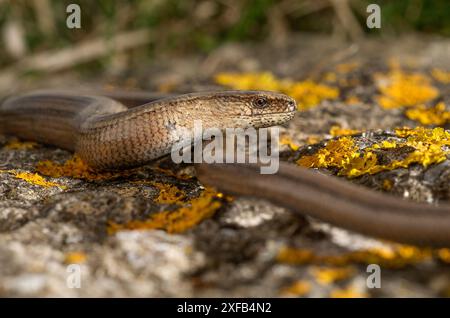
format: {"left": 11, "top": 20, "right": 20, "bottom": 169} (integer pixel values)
{"left": 280, "top": 135, "right": 300, "bottom": 151}
{"left": 4, "top": 140, "right": 37, "bottom": 150}
{"left": 277, "top": 245, "right": 432, "bottom": 269}
{"left": 151, "top": 182, "right": 186, "bottom": 204}
{"left": 296, "top": 136, "right": 363, "bottom": 171}
{"left": 323, "top": 72, "right": 337, "bottom": 83}
{"left": 405, "top": 102, "right": 450, "bottom": 126}
{"left": 11, "top": 171, "right": 66, "bottom": 189}
{"left": 306, "top": 135, "right": 321, "bottom": 145}
{"left": 36, "top": 155, "right": 125, "bottom": 181}
{"left": 64, "top": 252, "right": 87, "bottom": 264}
{"left": 36, "top": 155, "right": 189, "bottom": 182}
{"left": 311, "top": 266, "right": 355, "bottom": 285}
{"left": 345, "top": 96, "right": 362, "bottom": 105}
{"left": 214, "top": 72, "right": 339, "bottom": 110}
{"left": 395, "top": 127, "right": 450, "bottom": 166}
{"left": 297, "top": 127, "right": 449, "bottom": 178}
{"left": 330, "top": 285, "right": 367, "bottom": 298}
{"left": 107, "top": 187, "right": 222, "bottom": 234}
{"left": 437, "top": 248, "right": 450, "bottom": 263}
{"left": 393, "top": 127, "right": 415, "bottom": 138}
{"left": 277, "top": 248, "right": 315, "bottom": 264}
{"left": 215, "top": 72, "right": 283, "bottom": 92}
{"left": 431, "top": 68, "right": 450, "bottom": 84}
{"left": 287, "top": 80, "right": 339, "bottom": 110}
{"left": 280, "top": 280, "right": 311, "bottom": 297}
{"left": 335, "top": 62, "right": 360, "bottom": 74}
{"left": 329, "top": 125, "right": 360, "bottom": 137}
{"left": 382, "top": 179, "right": 393, "bottom": 190}
{"left": 375, "top": 69, "right": 439, "bottom": 109}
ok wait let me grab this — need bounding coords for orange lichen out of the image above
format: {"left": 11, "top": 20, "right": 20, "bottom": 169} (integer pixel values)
{"left": 10, "top": 171, "right": 66, "bottom": 189}
{"left": 405, "top": 102, "right": 450, "bottom": 126}
{"left": 280, "top": 280, "right": 311, "bottom": 297}
{"left": 311, "top": 266, "right": 355, "bottom": 285}
{"left": 382, "top": 179, "right": 393, "bottom": 190}
{"left": 437, "top": 248, "right": 450, "bottom": 263}
{"left": 330, "top": 285, "right": 367, "bottom": 298}
{"left": 345, "top": 96, "right": 362, "bottom": 105}
{"left": 375, "top": 68, "right": 439, "bottom": 109}
{"left": 36, "top": 155, "right": 190, "bottom": 182}
{"left": 151, "top": 182, "right": 186, "bottom": 204}
{"left": 329, "top": 125, "right": 360, "bottom": 137}
{"left": 107, "top": 187, "right": 222, "bottom": 234}
{"left": 36, "top": 155, "right": 124, "bottom": 180}
{"left": 335, "top": 62, "right": 360, "bottom": 74}
{"left": 4, "top": 140, "right": 37, "bottom": 150}
{"left": 277, "top": 248, "right": 315, "bottom": 264}
{"left": 64, "top": 252, "right": 87, "bottom": 264}
{"left": 277, "top": 245, "right": 432, "bottom": 269}
{"left": 431, "top": 68, "right": 450, "bottom": 84}
{"left": 297, "top": 127, "right": 450, "bottom": 178}
{"left": 214, "top": 72, "right": 339, "bottom": 110}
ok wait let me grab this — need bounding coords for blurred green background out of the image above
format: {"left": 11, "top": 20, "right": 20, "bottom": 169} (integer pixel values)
{"left": 0, "top": 0, "right": 449, "bottom": 70}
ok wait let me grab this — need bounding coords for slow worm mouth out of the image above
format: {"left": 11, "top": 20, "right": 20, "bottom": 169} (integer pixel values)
{"left": 248, "top": 110, "right": 297, "bottom": 117}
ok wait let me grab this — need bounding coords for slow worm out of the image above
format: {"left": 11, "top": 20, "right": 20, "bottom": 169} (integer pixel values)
{"left": 0, "top": 90, "right": 295, "bottom": 169}
{"left": 196, "top": 162, "right": 450, "bottom": 247}
{"left": 1, "top": 90, "right": 449, "bottom": 246}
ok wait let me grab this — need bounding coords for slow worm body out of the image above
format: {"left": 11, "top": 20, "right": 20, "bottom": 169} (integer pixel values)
{"left": 196, "top": 163, "right": 450, "bottom": 247}
{"left": 1, "top": 90, "right": 449, "bottom": 246}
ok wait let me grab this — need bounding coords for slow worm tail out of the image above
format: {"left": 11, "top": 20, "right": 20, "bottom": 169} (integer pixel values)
{"left": 0, "top": 92, "right": 127, "bottom": 151}
{"left": 195, "top": 162, "right": 450, "bottom": 246}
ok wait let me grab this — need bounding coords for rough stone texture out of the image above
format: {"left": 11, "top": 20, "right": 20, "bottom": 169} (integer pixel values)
{"left": 0, "top": 34, "right": 450, "bottom": 297}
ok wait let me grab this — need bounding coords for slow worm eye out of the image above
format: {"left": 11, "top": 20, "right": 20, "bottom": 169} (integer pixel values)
{"left": 288, "top": 100, "right": 295, "bottom": 109}
{"left": 253, "top": 97, "right": 268, "bottom": 108}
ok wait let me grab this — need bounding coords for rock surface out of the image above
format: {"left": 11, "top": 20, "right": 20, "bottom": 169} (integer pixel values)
{"left": 1, "top": 35, "right": 450, "bottom": 297}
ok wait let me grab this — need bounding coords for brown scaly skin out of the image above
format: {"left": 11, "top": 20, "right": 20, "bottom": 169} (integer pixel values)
{"left": 0, "top": 90, "right": 296, "bottom": 169}
{"left": 196, "top": 162, "right": 450, "bottom": 247}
